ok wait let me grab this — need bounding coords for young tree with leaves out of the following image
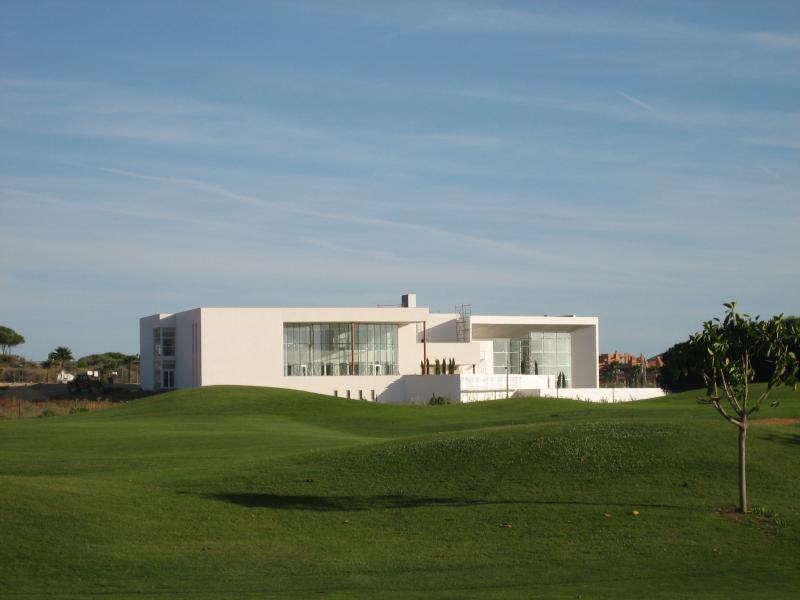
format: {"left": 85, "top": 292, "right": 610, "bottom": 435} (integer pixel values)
{"left": 692, "top": 303, "right": 799, "bottom": 513}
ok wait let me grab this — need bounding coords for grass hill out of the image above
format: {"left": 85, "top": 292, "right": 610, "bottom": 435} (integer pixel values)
{"left": 2, "top": 385, "right": 799, "bottom": 599}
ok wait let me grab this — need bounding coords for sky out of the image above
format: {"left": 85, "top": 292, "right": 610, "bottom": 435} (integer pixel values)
{"left": 1, "top": 1, "right": 798, "bottom": 360}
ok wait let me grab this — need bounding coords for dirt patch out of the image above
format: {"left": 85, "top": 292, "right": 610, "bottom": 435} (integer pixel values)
{"left": 750, "top": 418, "right": 800, "bottom": 426}
{"left": 713, "top": 506, "right": 786, "bottom": 535}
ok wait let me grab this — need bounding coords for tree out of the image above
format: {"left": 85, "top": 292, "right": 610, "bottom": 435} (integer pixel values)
{"left": 661, "top": 316, "right": 800, "bottom": 391}
{"left": 691, "top": 303, "right": 799, "bottom": 513}
{"left": 0, "top": 326, "right": 25, "bottom": 355}
{"left": 662, "top": 339, "right": 721, "bottom": 391}
{"left": 48, "top": 346, "right": 74, "bottom": 373}
{"left": 123, "top": 353, "right": 139, "bottom": 383}
{"left": 601, "top": 360, "right": 626, "bottom": 388}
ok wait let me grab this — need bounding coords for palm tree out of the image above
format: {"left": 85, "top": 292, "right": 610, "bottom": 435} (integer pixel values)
{"left": 48, "top": 346, "right": 74, "bottom": 374}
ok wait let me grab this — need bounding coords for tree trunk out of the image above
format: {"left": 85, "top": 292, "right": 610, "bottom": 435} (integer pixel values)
{"left": 738, "top": 421, "right": 748, "bottom": 513}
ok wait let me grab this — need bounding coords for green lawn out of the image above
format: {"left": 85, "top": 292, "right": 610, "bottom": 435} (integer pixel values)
{"left": 2, "top": 385, "right": 799, "bottom": 599}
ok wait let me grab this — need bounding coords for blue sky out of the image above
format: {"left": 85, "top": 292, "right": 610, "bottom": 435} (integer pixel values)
{"left": 1, "top": 1, "right": 798, "bottom": 360}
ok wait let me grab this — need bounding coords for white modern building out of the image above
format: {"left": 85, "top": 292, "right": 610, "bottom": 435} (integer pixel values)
{"left": 140, "top": 294, "right": 659, "bottom": 403}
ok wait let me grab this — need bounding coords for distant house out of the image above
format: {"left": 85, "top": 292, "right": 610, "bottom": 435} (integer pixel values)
{"left": 599, "top": 351, "right": 663, "bottom": 370}
{"left": 56, "top": 371, "right": 74, "bottom": 383}
{"left": 140, "top": 293, "right": 601, "bottom": 403}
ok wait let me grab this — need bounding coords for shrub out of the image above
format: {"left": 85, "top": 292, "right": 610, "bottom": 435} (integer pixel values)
{"left": 39, "top": 409, "right": 56, "bottom": 418}
{"left": 429, "top": 394, "right": 449, "bottom": 406}
{"left": 69, "top": 407, "right": 89, "bottom": 414}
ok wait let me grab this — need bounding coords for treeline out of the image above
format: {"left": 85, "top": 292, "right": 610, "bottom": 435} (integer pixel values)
{"left": 0, "top": 352, "right": 140, "bottom": 384}
{"left": 599, "top": 362, "right": 658, "bottom": 388}
{"left": 72, "top": 352, "right": 140, "bottom": 383}
{"left": 660, "top": 315, "right": 800, "bottom": 391}
{"left": 0, "top": 324, "right": 139, "bottom": 384}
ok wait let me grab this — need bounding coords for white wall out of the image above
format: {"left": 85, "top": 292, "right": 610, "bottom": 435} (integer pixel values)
{"left": 477, "top": 340, "right": 494, "bottom": 374}
{"left": 398, "top": 322, "right": 419, "bottom": 375}
{"left": 570, "top": 325, "right": 599, "bottom": 388}
{"left": 199, "top": 308, "right": 284, "bottom": 386}
{"left": 269, "top": 375, "right": 407, "bottom": 402}
{"left": 175, "top": 309, "right": 201, "bottom": 389}
{"left": 139, "top": 315, "right": 158, "bottom": 390}
{"left": 421, "top": 313, "right": 458, "bottom": 342}
{"left": 536, "top": 387, "right": 665, "bottom": 402}
{"left": 422, "top": 342, "right": 481, "bottom": 370}
{"left": 402, "top": 374, "right": 461, "bottom": 405}
{"left": 460, "top": 373, "right": 553, "bottom": 402}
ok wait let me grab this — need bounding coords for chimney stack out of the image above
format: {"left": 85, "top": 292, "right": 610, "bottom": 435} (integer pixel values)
{"left": 401, "top": 293, "right": 416, "bottom": 308}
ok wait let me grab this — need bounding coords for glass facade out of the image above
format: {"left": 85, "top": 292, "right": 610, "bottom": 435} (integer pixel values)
{"left": 153, "top": 327, "right": 176, "bottom": 389}
{"left": 493, "top": 338, "right": 524, "bottom": 374}
{"left": 493, "top": 332, "right": 572, "bottom": 386}
{"left": 283, "top": 323, "right": 398, "bottom": 376}
{"left": 154, "top": 327, "right": 175, "bottom": 357}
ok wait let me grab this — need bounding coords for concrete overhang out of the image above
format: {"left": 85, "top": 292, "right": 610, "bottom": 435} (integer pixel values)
{"left": 470, "top": 315, "right": 598, "bottom": 340}
{"left": 199, "top": 306, "right": 431, "bottom": 325}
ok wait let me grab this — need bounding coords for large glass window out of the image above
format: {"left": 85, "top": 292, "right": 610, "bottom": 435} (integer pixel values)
{"left": 528, "top": 331, "right": 571, "bottom": 386}
{"left": 493, "top": 339, "right": 523, "bottom": 375}
{"left": 493, "top": 332, "right": 572, "bottom": 386}
{"left": 154, "top": 327, "right": 175, "bottom": 357}
{"left": 283, "top": 323, "right": 398, "bottom": 377}
{"left": 153, "top": 327, "right": 176, "bottom": 389}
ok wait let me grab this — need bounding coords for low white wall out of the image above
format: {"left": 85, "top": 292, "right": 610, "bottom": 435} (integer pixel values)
{"left": 460, "top": 374, "right": 553, "bottom": 403}
{"left": 270, "top": 375, "right": 404, "bottom": 403}
{"left": 402, "top": 375, "right": 461, "bottom": 405}
{"left": 536, "top": 387, "right": 666, "bottom": 403}
{"left": 244, "top": 374, "right": 463, "bottom": 405}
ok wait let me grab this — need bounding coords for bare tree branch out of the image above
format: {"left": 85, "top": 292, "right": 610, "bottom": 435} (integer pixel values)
{"left": 711, "top": 398, "right": 743, "bottom": 428}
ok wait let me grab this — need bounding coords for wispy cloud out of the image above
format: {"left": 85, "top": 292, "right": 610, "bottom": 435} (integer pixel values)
{"left": 374, "top": 2, "right": 800, "bottom": 52}
{"left": 449, "top": 85, "right": 800, "bottom": 148}
{"left": 2, "top": 186, "right": 229, "bottom": 229}
{"left": 618, "top": 92, "right": 660, "bottom": 118}
{"left": 0, "top": 78, "right": 505, "bottom": 175}
{"left": 743, "top": 31, "right": 800, "bottom": 50}
{"left": 100, "top": 166, "right": 568, "bottom": 265}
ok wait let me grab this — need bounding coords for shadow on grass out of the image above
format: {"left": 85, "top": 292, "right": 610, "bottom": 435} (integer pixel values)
{"left": 211, "top": 493, "right": 476, "bottom": 510}
{"left": 761, "top": 432, "right": 800, "bottom": 446}
{"left": 207, "top": 493, "right": 682, "bottom": 511}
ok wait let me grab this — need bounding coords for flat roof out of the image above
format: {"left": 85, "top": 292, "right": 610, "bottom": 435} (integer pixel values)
{"left": 470, "top": 315, "right": 598, "bottom": 326}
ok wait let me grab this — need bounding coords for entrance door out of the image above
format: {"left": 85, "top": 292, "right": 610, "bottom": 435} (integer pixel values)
{"left": 162, "top": 369, "right": 175, "bottom": 389}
